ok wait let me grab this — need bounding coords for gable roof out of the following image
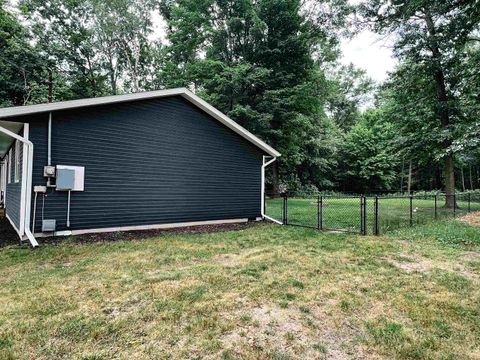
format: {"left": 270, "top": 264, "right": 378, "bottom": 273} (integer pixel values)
{"left": 0, "top": 88, "right": 280, "bottom": 157}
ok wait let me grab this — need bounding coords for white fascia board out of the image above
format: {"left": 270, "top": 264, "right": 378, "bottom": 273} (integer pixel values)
{"left": 0, "top": 88, "right": 187, "bottom": 119}
{"left": 0, "top": 88, "right": 281, "bottom": 157}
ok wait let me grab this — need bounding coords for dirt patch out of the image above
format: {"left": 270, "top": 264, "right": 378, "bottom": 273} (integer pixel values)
{"left": 386, "top": 255, "right": 435, "bottom": 273}
{"left": 38, "top": 221, "right": 258, "bottom": 246}
{"left": 0, "top": 217, "right": 21, "bottom": 247}
{"left": 384, "top": 253, "right": 479, "bottom": 280}
{"left": 220, "top": 303, "right": 364, "bottom": 359}
{"left": 458, "top": 211, "right": 480, "bottom": 227}
{"left": 213, "top": 248, "right": 271, "bottom": 268}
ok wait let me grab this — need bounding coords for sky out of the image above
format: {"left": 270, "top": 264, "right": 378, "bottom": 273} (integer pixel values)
{"left": 340, "top": 30, "right": 397, "bottom": 83}
{"left": 340, "top": 0, "right": 397, "bottom": 83}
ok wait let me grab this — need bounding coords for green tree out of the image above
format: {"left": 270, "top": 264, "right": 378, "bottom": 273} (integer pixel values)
{"left": 326, "top": 64, "right": 374, "bottom": 131}
{"left": 361, "top": 0, "right": 480, "bottom": 206}
{"left": 0, "top": 0, "right": 46, "bottom": 106}
{"left": 159, "top": 0, "right": 348, "bottom": 192}
{"left": 338, "top": 109, "right": 397, "bottom": 192}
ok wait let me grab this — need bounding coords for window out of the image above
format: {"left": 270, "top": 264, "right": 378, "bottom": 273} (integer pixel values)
{"left": 14, "top": 140, "right": 20, "bottom": 183}
{"left": 7, "top": 149, "right": 11, "bottom": 184}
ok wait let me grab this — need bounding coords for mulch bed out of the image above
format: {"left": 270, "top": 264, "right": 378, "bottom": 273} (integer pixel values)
{"left": 37, "top": 221, "right": 259, "bottom": 246}
{"left": 0, "top": 217, "right": 21, "bottom": 247}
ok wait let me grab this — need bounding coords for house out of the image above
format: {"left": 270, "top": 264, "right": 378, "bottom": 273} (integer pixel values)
{"left": 0, "top": 88, "right": 280, "bottom": 247}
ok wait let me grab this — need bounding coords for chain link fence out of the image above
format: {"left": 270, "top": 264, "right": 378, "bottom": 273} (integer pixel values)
{"left": 265, "top": 193, "right": 480, "bottom": 235}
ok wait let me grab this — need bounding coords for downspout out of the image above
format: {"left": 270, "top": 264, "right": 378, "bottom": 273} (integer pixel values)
{"left": 261, "top": 156, "right": 282, "bottom": 225}
{"left": 0, "top": 125, "right": 38, "bottom": 247}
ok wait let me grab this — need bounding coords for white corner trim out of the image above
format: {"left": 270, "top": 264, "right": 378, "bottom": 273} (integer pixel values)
{"left": 0, "top": 88, "right": 281, "bottom": 157}
{"left": 19, "top": 124, "right": 28, "bottom": 236}
{"left": 31, "top": 218, "right": 251, "bottom": 239}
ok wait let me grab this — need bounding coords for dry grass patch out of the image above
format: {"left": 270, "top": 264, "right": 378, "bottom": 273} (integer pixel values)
{"left": 458, "top": 211, "right": 480, "bottom": 228}
{"left": 0, "top": 222, "right": 480, "bottom": 359}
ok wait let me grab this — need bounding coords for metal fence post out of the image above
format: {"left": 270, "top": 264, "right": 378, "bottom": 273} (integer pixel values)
{"left": 360, "top": 196, "right": 367, "bottom": 235}
{"left": 468, "top": 193, "right": 471, "bottom": 212}
{"left": 319, "top": 196, "right": 323, "bottom": 230}
{"left": 364, "top": 197, "right": 367, "bottom": 235}
{"left": 374, "top": 196, "right": 379, "bottom": 236}
{"left": 285, "top": 194, "right": 288, "bottom": 225}
{"left": 360, "top": 197, "right": 364, "bottom": 235}
{"left": 434, "top": 194, "right": 437, "bottom": 219}
{"left": 409, "top": 195, "right": 413, "bottom": 226}
{"left": 317, "top": 195, "right": 320, "bottom": 230}
{"left": 282, "top": 194, "right": 286, "bottom": 225}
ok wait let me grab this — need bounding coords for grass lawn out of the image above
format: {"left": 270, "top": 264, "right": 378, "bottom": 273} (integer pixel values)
{"left": 1, "top": 219, "right": 480, "bottom": 359}
{"left": 266, "top": 196, "right": 480, "bottom": 234}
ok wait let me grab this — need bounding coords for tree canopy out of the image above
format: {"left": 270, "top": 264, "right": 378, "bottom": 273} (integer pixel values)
{"left": 0, "top": 0, "right": 479, "bottom": 195}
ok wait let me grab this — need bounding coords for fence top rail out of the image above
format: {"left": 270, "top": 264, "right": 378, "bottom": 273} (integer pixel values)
{"left": 266, "top": 192, "right": 480, "bottom": 200}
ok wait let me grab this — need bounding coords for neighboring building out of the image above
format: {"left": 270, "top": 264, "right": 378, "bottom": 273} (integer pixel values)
{"left": 0, "top": 88, "right": 280, "bottom": 246}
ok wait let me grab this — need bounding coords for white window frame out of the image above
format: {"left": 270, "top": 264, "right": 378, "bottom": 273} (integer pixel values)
{"left": 14, "top": 140, "right": 20, "bottom": 183}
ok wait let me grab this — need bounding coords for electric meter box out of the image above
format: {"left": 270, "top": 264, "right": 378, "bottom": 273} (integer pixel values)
{"left": 56, "top": 165, "right": 85, "bottom": 191}
{"left": 56, "top": 168, "right": 75, "bottom": 191}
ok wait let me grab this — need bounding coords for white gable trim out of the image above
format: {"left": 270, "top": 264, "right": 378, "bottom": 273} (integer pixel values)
{"left": 0, "top": 88, "right": 281, "bottom": 157}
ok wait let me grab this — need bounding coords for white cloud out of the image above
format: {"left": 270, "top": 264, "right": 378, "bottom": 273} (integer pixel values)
{"left": 340, "top": 30, "right": 397, "bottom": 83}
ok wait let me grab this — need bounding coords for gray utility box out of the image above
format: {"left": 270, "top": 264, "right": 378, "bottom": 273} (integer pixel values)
{"left": 42, "top": 219, "right": 56, "bottom": 232}
{"left": 56, "top": 168, "right": 76, "bottom": 191}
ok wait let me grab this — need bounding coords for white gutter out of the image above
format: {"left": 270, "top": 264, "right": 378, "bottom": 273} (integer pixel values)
{"left": 0, "top": 125, "right": 38, "bottom": 247}
{"left": 0, "top": 88, "right": 281, "bottom": 158}
{"left": 261, "top": 156, "right": 282, "bottom": 225}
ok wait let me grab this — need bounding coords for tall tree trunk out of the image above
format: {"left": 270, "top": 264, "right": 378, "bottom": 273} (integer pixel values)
{"left": 407, "top": 160, "right": 413, "bottom": 194}
{"left": 108, "top": 56, "right": 117, "bottom": 95}
{"left": 425, "top": 14, "right": 456, "bottom": 207}
{"left": 48, "top": 69, "right": 53, "bottom": 103}
{"left": 476, "top": 167, "right": 479, "bottom": 189}
{"left": 400, "top": 157, "right": 405, "bottom": 194}
{"left": 444, "top": 155, "right": 456, "bottom": 208}
{"left": 461, "top": 168, "right": 465, "bottom": 192}
{"left": 272, "top": 162, "right": 280, "bottom": 195}
{"left": 469, "top": 166, "right": 473, "bottom": 190}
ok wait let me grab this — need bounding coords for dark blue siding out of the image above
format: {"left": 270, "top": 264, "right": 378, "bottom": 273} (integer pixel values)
{"left": 28, "top": 96, "right": 264, "bottom": 233}
{"left": 5, "top": 137, "right": 23, "bottom": 231}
